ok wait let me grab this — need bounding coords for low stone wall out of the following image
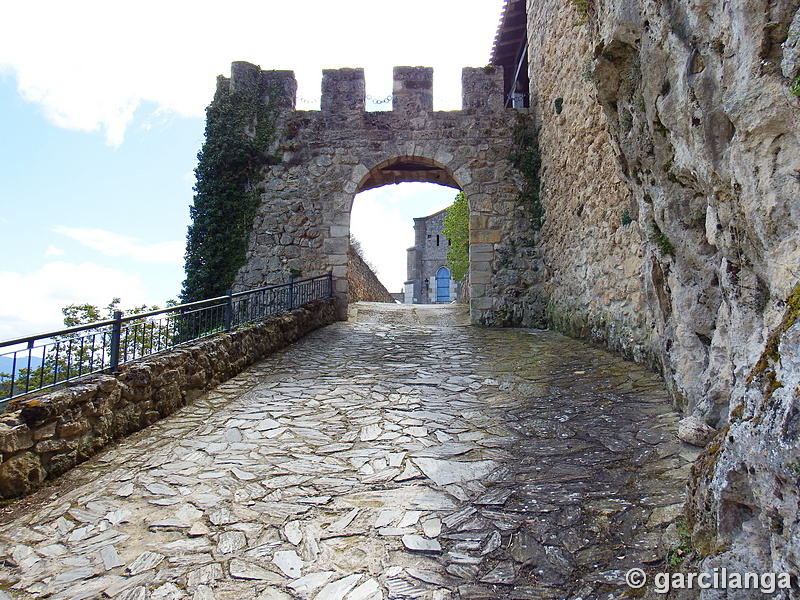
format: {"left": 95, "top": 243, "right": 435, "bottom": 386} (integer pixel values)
{"left": 0, "top": 298, "right": 338, "bottom": 499}
{"left": 347, "top": 245, "right": 395, "bottom": 303}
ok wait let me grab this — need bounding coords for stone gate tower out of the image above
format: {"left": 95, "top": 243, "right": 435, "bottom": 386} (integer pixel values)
{"left": 222, "top": 61, "right": 542, "bottom": 324}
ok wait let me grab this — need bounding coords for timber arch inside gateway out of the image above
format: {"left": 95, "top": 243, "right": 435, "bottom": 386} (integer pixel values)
{"left": 226, "top": 62, "right": 541, "bottom": 324}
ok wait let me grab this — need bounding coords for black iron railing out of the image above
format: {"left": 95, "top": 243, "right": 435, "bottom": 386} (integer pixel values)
{"left": 0, "top": 274, "right": 333, "bottom": 408}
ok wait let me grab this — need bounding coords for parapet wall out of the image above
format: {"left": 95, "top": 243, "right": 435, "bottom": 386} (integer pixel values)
{"left": 223, "top": 61, "right": 507, "bottom": 115}
{"left": 0, "top": 299, "right": 338, "bottom": 498}
{"left": 220, "top": 62, "right": 543, "bottom": 325}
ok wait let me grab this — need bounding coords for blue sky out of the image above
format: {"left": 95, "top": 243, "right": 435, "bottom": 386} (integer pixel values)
{"left": 0, "top": 0, "right": 504, "bottom": 339}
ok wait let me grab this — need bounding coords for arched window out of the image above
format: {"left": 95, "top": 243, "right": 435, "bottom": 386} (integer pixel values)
{"left": 436, "top": 267, "right": 451, "bottom": 303}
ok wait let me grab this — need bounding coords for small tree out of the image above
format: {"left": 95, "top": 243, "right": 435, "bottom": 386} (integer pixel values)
{"left": 442, "top": 191, "right": 469, "bottom": 282}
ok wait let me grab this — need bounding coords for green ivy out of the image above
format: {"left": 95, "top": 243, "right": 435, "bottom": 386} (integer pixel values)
{"left": 181, "top": 77, "right": 281, "bottom": 302}
{"left": 649, "top": 222, "right": 675, "bottom": 256}
{"left": 509, "top": 121, "right": 544, "bottom": 230}
{"left": 443, "top": 191, "right": 469, "bottom": 282}
{"left": 791, "top": 76, "right": 800, "bottom": 97}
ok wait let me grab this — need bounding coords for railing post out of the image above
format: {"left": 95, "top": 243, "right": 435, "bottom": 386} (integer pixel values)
{"left": 288, "top": 277, "right": 295, "bottom": 310}
{"left": 224, "top": 290, "right": 233, "bottom": 332}
{"left": 327, "top": 272, "right": 333, "bottom": 298}
{"left": 110, "top": 310, "right": 123, "bottom": 374}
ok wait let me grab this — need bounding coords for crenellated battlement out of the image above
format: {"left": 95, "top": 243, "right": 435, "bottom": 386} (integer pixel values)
{"left": 217, "top": 62, "right": 506, "bottom": 114}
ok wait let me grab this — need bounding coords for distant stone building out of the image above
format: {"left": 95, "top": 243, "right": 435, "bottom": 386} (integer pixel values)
{"left": 404, "top": 209, "right": 461, "bottom": 304}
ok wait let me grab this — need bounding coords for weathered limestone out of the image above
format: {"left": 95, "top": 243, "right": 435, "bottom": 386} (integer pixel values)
{"left": 224, "top": 62, "right": 538, "bottom": 324}
{"left": 524, "top": 0, "right": 800, "bottom": 585}
{"left": 0, "top": 298, "right": 338, "bottom": 498}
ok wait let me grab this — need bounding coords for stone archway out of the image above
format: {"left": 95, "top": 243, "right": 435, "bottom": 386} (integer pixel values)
{"left": 224, "top": 61, "right": 533, "bottom": 324}
{"left": 356, "top": 155, "right": 461, "bottom": 192}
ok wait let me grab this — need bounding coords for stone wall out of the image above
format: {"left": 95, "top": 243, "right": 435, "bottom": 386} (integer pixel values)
{"left": 347, "top": 244, "right": 395, "bottom": 303}
{"left": 524, "top": 0, "right": 800, "bottom": 583}
{"left": 0, "top": 298, "right": 338, "bottom": 499}
{"left": 526, "top": 0, "right": 650, "bottom": 363}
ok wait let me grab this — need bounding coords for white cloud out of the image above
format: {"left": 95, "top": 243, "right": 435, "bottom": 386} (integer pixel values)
{"left": 44, "top": 244, "right": 65, "bottom": 257}
{"left": 0, "top": 0, "right": 505, "bottom": 144}
{"left": 0, "top": 262, "right": 150, "bottom": 339}
{"left": 53, "top": 226, "right": 183, "bottom": 265}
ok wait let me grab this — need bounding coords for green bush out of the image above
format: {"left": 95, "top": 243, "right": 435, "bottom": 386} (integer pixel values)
{"left": 182, "top": 79, "right": 281, "bottom": 302}
{"left": 443, "top": 192, "right": 469, "bottom": 282}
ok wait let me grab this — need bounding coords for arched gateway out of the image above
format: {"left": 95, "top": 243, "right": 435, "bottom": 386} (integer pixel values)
{"left": 222, "top": 61, "right": 533, "bottom": 324}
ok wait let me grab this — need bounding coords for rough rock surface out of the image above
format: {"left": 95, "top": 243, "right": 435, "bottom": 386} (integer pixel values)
{"left": 526, "top": 0, "right": 800, "bottom": 585}
{"left": 687, "top": 288, "right": 800, "bottom": 598}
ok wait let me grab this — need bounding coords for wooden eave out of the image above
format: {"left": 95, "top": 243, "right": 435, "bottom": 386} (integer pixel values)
{"left": 490, "top": 0, "right": 527, "bottom": 68}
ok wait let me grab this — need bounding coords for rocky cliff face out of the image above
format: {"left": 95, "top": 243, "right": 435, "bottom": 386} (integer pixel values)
{"left": 525, "top": 0, "right": 800, "bottom": 581}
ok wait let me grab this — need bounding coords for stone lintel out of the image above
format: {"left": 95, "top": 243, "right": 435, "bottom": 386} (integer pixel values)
{"left": 329, "top": 225, "right": 350, "bottom": 238}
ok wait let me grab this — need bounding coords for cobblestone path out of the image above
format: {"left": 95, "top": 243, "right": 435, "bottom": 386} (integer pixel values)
{"left": 0, "top": 303, "right": 696, "bottom": 600}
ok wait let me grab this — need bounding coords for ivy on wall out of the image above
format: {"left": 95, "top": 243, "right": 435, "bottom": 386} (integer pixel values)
{"left": 181, "top": 77, "right": 281, "bottom": 302}
{"left": 509, "top": 121, "right": 544, "bottom": 230}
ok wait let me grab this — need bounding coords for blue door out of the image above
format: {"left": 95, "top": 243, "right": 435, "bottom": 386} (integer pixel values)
{"left": 436, "top": 267, "right": 451, "bottom": 302}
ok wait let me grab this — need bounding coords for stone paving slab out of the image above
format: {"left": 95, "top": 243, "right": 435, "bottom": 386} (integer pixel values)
{"left": 0, "top": 303, "right": 694, "bottom": 599}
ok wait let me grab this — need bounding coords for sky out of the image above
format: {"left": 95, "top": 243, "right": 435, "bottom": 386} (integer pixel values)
{"left": 0, "top": 0, "right": 505, "bottom": 340}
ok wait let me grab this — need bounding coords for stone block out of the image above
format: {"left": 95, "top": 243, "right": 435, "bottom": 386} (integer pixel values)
{"left": 470, "top": 230, "right": 501, "bottom": 244}
{"left": 470, "top": 271, "right": 492, "bottom": 284}
{"left": 393, "top": 67, "right": 433, "bottom": 114}
{"left": 33, "top": 422, "right": 57, "bottom": 442}
{"left": 469, "top": 214, "right": 489, "bottom": 230}
{"left": 0, "top": 424, "right": 34, "bottom": 455}
{"left": 329, "top": 225, "right": 350, "bottom": 238}
{"left": 470, "top": 243, "right": 494, "bottom": 254}
{"left": 472, "top": 297, "right": 495, "bottom": 310}
{"left": 36, "top": 438, "right": 75, "bottom": 454}
{"left": 328, "top": 253, "right": 348, "bottom": 266}
{"left": 58, "top": 419, "right": 90, "bottom": 438}
{"left": 470, "top": 283, "right": 489, "bottom": 298}
{"left": 0, "top": 451, "right": 45, "bottom": 498}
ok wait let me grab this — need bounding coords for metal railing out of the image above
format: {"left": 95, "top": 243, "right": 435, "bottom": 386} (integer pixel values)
{"left": 0, "top": 274, "right": 333, "bottom": 408}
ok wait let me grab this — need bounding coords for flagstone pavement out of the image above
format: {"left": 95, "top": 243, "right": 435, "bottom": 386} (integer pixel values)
{"left": 0, "top": 302, "right": 697, "bottom": 600}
